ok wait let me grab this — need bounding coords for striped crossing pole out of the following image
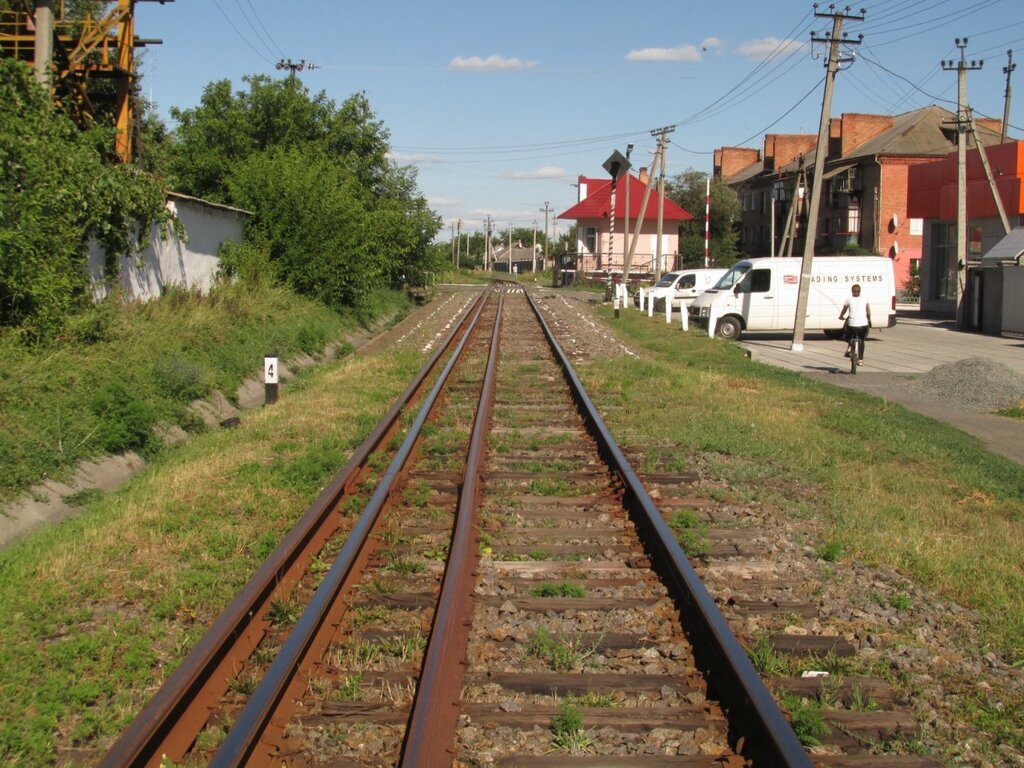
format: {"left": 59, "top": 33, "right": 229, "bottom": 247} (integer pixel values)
{"left": 603, "top": 149, "right": 631, "bottom": 308}
{"left": 704, "top": 176, "right": 711, "bottom": 268}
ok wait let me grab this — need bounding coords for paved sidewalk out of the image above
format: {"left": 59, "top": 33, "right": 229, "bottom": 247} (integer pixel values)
{"left": 738, "top": 310, "right": 1024, "bottom": 465}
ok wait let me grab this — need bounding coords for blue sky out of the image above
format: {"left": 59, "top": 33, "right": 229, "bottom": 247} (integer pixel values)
{"left": 135, "top": 0, "right": 1023, "bottom": 236}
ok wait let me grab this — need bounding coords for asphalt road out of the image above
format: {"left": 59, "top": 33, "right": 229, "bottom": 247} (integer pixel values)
{"left": 737, "top": 309, "right": 1024, "bottom": 465}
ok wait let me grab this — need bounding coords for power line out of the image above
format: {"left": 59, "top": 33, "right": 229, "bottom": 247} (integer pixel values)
{"left": 244, "top": 0, "right": 285, "bottom": 58}
{"left": 210, "top": 0, "right": 274, "bottom": 65}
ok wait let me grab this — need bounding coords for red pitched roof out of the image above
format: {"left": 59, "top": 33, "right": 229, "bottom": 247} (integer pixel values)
{"left": 558, "top": 175, "right": 693, "bottom": 222}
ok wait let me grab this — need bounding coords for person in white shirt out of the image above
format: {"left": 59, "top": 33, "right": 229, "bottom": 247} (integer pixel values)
{"left": 839, "top": 283, "right": 871, "bottom": 365}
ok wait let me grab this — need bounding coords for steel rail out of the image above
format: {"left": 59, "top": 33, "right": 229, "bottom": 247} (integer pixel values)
{"left": 208, "top": 290, "right": 493, "bottom": 767}
{"left": 401, "top": 290, "right": 504, "bottom": 766}
{"left": 524, "top": 290, "right": 813, "bottom": 767}
{"left": 101, "top": 288, "right": 489, "bottom": 768}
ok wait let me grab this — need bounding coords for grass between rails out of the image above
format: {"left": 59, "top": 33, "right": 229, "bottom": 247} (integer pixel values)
{"left": 0, "top": 339, "right": 425, "bottom": 765}
{"left": 0, "top": 282, "right": 410, "bottom": 506}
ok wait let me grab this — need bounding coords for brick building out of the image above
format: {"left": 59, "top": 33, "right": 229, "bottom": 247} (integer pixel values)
{"left": 714, "top": 106, "right": 1004, "bottom": 293}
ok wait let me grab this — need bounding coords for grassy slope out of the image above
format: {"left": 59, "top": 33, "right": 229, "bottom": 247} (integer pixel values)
{"left": 0, "top": 283, "right": 409, "bottom": 505}
{"left": 0, "top": 294, "right": 1021, "bottom": 764}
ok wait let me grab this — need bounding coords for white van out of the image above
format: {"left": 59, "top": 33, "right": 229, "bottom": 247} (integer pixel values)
{"left": 633, "top": 269, "right": 728, "bottom": 310}
{"left": 688, "top": 256, "right": 896, "bottom": 339}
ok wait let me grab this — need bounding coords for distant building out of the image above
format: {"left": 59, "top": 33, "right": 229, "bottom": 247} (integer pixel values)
{"left": 558, "top": 168, "right": 693, "bottom": 278}
{"left": 908, "top": 140, "right": 1024, "bottom": 332}
{"left": 714, "top": 106, "right": 1004, "bottom": 294}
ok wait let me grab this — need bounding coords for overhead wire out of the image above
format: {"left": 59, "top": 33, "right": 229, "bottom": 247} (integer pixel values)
{"left": 244, "top": 0, "right": 285, "bottom": 59}
{"left": 210, "top": 0, "right": 275, "bottom": 65}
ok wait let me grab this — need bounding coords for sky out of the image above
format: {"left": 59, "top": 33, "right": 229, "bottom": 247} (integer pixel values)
{"left": 134, "top": 0, "right": 1023, "bottom": 238}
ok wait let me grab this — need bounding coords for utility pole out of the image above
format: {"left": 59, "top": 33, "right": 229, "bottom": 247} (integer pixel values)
{"left": 1002, "top": 50, "right": 1015, "bottom": 144}
{"left": 942, "top": 38, "right": 983, "bottom": 328}
{"left": 625, "top": 133, "right": 668, "bottom": 278}
{"left": 623, "top": 144, "right": 634, "bottom": 283}
{"left": 704, "top": 176, "right": 712, "bottom": 268}
{"left": 540, "top": 202, "right": 554, "bottom": 285}
{"left": 455, "top": 219, "right": 462, "bottom": 268}
{"left": 276, "top": 58, "right": 315, "bottom": 79}
{"left": 484, "top": 215, "right": 493, "bottom": 271}
{"left": 450, "top": 221, "right": 456, "bottom": 265}
{"left": 32, "top": 0, "right": 54, "bottom": 88}
{"left": 656, "top": 132, "right": 669, "bottom": 278}
{"left": 791, "top": 4, "right": 863, "bottom": 352}
{"left": 532, "top": 220, "right": 538, "bottom": 273}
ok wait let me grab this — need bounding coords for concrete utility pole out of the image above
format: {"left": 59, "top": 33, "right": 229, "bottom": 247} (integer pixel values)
{"left": 450, "top": 221, "right": 456, "bottom": 265}
{"left": 33, "top": 0, "right": 54, "bottom": 88}
{"left": 276, "top": 59, "right": 314, "bottom": 80}
{"left": 1002, "top": 50, "right": 1015, "bottom": 144}
{"left": 540, "top": 202, "right": 554, "bottom": 284}
{"left": 626, "top": 128, "right": 672, "bottom": 279}
{"left": 791, "top": 4, "right": 864, "bottom": 352}
{"left": 485, "top": 215, "right": 493, "bottom": 271}
{"left": 942, "top": 38, "right": 983, "bottom": 328}
{"left": 966, "top": 109, "right": 1010, "bottom": 235}
{"left": 656, "top": 134, "right": 669, "bottom": 278}
{"left": 455, "top": 219, "right": 462, "bottom": 268}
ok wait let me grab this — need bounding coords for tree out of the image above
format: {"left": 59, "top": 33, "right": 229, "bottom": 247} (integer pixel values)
{"left": 0, "top": 60, "right": 166, "bottom": 342}
{"left": 180, "top": 75, "right": 440, "bottom": 311}
{"left": 664, "top": 169, "right": 741, "bottom": 267}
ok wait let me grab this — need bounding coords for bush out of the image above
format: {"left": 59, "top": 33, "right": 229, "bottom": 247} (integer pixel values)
{"left": 296, "top": 321, "right": 330, "bottom": 356}
{"left": 88, "top": 381, "right": 157, "bottom": 453}
{"left": 151, "top": 354, "right": 210, "bottom": 401}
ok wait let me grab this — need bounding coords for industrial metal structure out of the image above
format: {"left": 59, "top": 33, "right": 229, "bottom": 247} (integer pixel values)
{"left": 0, "top": 0, "right": 165, "bottom": 163}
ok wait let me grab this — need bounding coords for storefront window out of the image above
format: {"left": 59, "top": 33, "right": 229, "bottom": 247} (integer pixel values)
{"left": 932, "top": 223, "right": 957, "bottom": 301}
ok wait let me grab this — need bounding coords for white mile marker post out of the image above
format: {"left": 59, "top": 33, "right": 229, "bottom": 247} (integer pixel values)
{"left": 264, "top": 354, "right": 279, "bottom": 405}
{"left": 679, "top": 300, "right": 688, "bottom": 331}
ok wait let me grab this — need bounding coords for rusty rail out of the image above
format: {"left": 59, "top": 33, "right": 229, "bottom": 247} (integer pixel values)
{"left": 525, "top": 289, "right": 812, "bottom": 766}
{"left": 206, "top": 291, "right": 492, "bottom": 767}
{"left": 100, "top": 288, "right": 489, "bottom": 768}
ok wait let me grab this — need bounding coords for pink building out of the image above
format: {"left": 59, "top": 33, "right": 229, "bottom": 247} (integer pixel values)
{"left": 559, "top": 170, "right": 693, "bottom": 278}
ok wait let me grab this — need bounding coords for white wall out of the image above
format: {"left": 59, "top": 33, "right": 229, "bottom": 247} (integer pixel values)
{"left": 88, "top": 195, "right": 248, "bottom": 302}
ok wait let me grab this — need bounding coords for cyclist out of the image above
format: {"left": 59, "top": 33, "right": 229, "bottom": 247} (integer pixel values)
{"left": 839, "top": 283, "right": 871, "bottom": 366}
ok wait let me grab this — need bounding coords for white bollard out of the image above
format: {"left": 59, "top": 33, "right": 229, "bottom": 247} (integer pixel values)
{"left": 618, "top": 283, "right": 627, "bottom": 307}
{"left": 638, "top": 287, "right": 645, "bottom": 313}
{"left": 664, "top": 297, "right": 672, "bottom": 323}
{"left": 679, "top": 300, "right": 689, "bottom": 331}
{"left": 707, "top": 306, "right": 718, "bottom": 338}
{"left": 647, "top": 292, "right": 654, "bottom": 317}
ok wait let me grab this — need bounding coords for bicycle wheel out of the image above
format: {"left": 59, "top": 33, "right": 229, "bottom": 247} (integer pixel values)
{"left": 849, "top": 337, "right": 858, "bottom": 374}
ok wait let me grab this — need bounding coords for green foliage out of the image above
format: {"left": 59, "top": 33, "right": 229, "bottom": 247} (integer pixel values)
{"left": 0, "top": 60, "right": 167, "bottom": 342}
{"left": 88, "top": 382, "right": 158, "bottom": 453}
{"left": 551, "top": 702, "right": 593, "bottom": 751}
{"left": 665, "top": 170, "right": 741, "bottom": 267}
{"left": 529, "top": 582, "right": 587, "bottom": 598}
{"left": 782, "top": 693, "right": 831, "bottom": 746}
{"left": 152, "top": 354, "right": 211, "bottom": 401}
{"left": 170, "top": 77, "right": 441, "bottom": 313}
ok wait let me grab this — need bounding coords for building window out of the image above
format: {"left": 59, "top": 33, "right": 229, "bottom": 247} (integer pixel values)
{"left": 584, "top": 227, "right": 597, "bottom": 255}
{"left": 932, "top": 223, "right": 957, "bottom": 301}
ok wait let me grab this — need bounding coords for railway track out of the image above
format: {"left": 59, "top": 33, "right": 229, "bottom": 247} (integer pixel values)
{"left": 102, "top": 285, "right": 922, "bottom": 767}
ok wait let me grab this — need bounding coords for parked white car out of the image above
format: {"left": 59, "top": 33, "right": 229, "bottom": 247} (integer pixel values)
{"left": 633, "top": 269, "right": 727, "bottom": 310}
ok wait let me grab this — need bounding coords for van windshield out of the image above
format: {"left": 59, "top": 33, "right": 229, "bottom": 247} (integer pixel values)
{"left": 713, "top": 264, "right": 750, "bottom": 290}
{"left": 654, "top": 273, "right": 678, "bottom": 288}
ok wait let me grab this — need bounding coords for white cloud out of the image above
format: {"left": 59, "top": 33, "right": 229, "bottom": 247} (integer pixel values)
{"left": 428, "top": 196, "right": 457, "bottom": 208}
{"left": 736, "top": 37, "right": 805, "bottom": 60}
{"left": 626, "top": 45, "right": 702, "bottom": 62}
{"left": 501, "top": 166, "right": 567, "bottom": 180}
{"left": 701, "top": 37, "right": 722, "bottom": 52}
{"left": 389, "top": 151, "right": 443, "bottom": 164}
{"left": 449, "top": 54, "right": 537, "bottom": 71}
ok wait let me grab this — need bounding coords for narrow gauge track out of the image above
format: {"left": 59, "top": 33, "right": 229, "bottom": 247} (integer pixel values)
{"left": 105, "top": 286, "right": 809, "bottom": 767}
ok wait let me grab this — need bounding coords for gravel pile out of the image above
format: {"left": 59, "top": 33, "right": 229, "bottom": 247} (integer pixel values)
{"left": 912, "top": 357, "right": 1024, "bottom": 412}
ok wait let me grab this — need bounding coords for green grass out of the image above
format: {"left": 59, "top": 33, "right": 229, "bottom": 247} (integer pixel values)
{"left": 529, "top": 582, "right": 587, "bottom": 598}
{"left": 0, "top": 320, "right": 423, "bottom": 765}
{"left": 0, "top": 282, "right": 410, "bottom": 506}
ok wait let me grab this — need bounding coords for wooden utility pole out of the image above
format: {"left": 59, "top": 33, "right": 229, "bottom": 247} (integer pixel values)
{"left": 791, "top": 5, "right": 863, "bottom": 352}
{"left": 531, "top": 220, "right": 537, "bottom": 273}
{"left": 455, "top": 219, "right": 462, "bottom": 268}
{"left": 1002, "top": 50, "right": 1015, "bottom": 144}
{"left": 484, "top": 215, "right": 493, "bottom": 271}
{"left": 942, "top": 38, "right": 983, "bottom": 328}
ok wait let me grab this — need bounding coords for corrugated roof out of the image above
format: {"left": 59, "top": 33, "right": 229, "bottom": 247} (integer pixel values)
{"left": 981, "top": 227, "right": 1024, "bottom": 264}
{"left": 558, "top": 175, "right": 693, "bottom": 221}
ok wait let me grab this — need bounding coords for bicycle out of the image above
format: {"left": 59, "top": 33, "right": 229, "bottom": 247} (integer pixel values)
{"left": 844, "top": 327, "right": 866, "bottom": 374}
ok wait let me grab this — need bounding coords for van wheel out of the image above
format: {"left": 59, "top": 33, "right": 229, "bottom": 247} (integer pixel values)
{"left": 717, "top": 316, "right": 742, "bottom": 340}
